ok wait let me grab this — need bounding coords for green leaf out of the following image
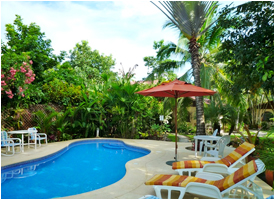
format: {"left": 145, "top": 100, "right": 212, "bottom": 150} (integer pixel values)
{"left": 262, "top": 73, "right": 268, "bottom": 81}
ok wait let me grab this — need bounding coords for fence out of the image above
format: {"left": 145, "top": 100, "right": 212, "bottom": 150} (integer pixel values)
{"left": 1, "top": 103, "right": 63, "bottom": 131}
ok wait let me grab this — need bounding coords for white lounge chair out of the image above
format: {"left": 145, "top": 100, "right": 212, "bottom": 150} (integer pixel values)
{"left": 173, "top": 142, "right": 255, "bottom": 175}
{"left": 1, "top": 131, "right": 22, "bottom": 156}
{"left": 28, "top": 127, "right": 47, "bottom": 149}
{"left": 203, "top": 135, "right": 231, "bottom": 158}
{"left": 145, "top": 159, "right": 265, "bottom": 199}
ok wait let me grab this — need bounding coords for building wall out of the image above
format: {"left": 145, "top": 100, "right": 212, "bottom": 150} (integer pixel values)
{"left": 187, "top": 107, "right": 196, "bottom": 126}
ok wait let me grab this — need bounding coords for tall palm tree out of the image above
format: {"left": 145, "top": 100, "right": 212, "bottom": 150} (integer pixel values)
{"left": 151, "top": 1, "right": 218, "bottom": 135}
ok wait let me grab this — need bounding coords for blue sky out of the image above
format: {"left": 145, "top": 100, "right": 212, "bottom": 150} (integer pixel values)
{"left": 1, "top": 1, "right": 243, "bottom": 81}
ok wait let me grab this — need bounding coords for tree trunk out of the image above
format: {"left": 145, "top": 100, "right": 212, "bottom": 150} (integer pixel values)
{"left": 189, "top": 37, "right": 205, "bottom": 135}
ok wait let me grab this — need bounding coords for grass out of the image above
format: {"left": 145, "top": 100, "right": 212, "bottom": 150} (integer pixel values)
{"left": 167, "top": 134, "right": 176, "bottom": 142}
{"left": 230, "top": 127, "right": 274, "bottom": 139}
{"left": 168, "top": 133, "right": 195, "bottom": 142}
{"left": 265, "top": 129, "right": 274, "bottom": 138}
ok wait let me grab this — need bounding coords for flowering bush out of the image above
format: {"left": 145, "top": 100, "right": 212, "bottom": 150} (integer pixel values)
{"left": 1, "top": 55, "right": 35, "bottom": 99}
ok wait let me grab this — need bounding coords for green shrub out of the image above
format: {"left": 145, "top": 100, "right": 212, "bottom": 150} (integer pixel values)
{"left": 42, "top": 78, "right": 82, "bottom": 106}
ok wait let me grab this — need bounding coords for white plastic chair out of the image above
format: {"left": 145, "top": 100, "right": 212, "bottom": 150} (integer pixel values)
{"left": 199, "top": 129, "right": 218, "bottom": 155}
{"left": 203, "top": 135, "right": 230, "bottom": 158}
{"left": 27, "top": 127, "right": 47, "bottom": 149}
{"left": 1, "top": 131, "right": 22, "bottom": 156}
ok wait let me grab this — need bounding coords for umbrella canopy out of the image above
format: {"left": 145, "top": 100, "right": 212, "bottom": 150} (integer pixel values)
{"left": 136, "top": 79, "right": 216, "bottom": 162}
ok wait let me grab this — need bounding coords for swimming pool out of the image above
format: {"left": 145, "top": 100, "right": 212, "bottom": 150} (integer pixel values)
{"left": 1, "top": 139, "right": 150, "bottom": 199}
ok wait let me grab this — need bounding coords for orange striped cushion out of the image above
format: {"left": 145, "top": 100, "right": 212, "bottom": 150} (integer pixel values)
{"left": 172, "top": 142, "right": 254, "bottom": 169}
{"left": 146, "top": 160, "right": 258, "bottom": 192}
{"left": 145, "top": 174, "right": 212, "bottom": 187}
{"left": 212, "top": 160, "right": 258, "bottom": 191}
{"left": 222, "top": 142, "right": 255, "bottom": 165}
{"left": 172, "top": 160, "right": 218, "bottom": 169}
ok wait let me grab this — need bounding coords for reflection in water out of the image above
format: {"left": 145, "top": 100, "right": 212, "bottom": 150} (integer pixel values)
{"left": 1, "top": 164, "right": 38, "bottom": 183}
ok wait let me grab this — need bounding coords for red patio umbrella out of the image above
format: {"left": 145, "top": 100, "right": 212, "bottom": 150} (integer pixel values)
{"left": 136, "top": 79, "right": 216, "bottom": 163}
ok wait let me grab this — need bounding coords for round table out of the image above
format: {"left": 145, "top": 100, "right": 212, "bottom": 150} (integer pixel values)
{"left": 194, "top": 135, "right": 221, "bottom": 157}
{"left": 8, "top": 130, "right": 37, "bottom": 152}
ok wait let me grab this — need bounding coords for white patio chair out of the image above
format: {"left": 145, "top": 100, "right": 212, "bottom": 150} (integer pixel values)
{"left": 1, "top": 131, "right": 22, "bottom": 156}
{"left": 28, "top": 127, "right": 47, "bottom": 149}
{"left": 145, "top": 159, "right": 265, "bottom": 199}
{"left": 203, "top": 135, "right": 230, "bottom": 158}
{"left": 198, "top": 129, "right": 218, "bottom": 155}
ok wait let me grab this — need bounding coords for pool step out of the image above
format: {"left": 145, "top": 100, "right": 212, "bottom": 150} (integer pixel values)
{"left": 103, "top": 143, "right": 125, "bottom": 149}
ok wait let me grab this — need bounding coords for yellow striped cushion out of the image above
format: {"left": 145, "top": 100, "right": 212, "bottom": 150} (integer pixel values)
{"left": 147, "top": 160, "right": 258, "bottom": 192}
{"left": 213, "top": 160, "right": 258, "bottom": 191}
{"left": 172, "top": 142, "right": 254, "bottom": 169}
{"left": 222, "top": 142, "right": 255, "bottom": 165}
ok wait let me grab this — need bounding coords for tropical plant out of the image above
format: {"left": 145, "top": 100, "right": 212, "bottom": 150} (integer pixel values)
{"left": 33, "top": 106, "right": 58, "bottom": 134}
{"left": 42, "top": 78, "right": 83, "bottom": 106}
{"left": 151, "top": 1, "right": 219, "bottom": 135}
{"left": 54, "top": 111, "right": 71, "bottom": 141}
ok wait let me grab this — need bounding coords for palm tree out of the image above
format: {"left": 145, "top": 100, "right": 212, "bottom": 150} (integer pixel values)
{"left": 151, "top": 1, "right": 218, "bottom": 135}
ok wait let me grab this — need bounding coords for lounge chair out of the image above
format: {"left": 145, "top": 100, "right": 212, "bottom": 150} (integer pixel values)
{"left": 28, "top": 127, "right": 47, "bottom": 148}
{"left": 145, "top": 159, "right": 265, "bottom": 199}
{"left": 173, "top": 142, "right": 255, "bottom": 175}
{"left": 1, "top": 131, "right": 22, "bottom": 156}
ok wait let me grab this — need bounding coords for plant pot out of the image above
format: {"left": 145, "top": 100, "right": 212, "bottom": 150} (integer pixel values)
{"left": 245, "top": 155, "right": 258, "bottom": 163}
{"left": 265, "top": 170, "right": 274, "bottom": 188}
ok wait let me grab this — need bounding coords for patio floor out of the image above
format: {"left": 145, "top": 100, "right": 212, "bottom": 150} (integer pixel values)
{"left": 1, "top": 138, "right": 274, "bottom": 199}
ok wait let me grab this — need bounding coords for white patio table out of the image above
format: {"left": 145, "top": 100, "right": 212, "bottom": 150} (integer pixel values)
{"left": 8, "top": 130, "right": 37, "bottom": 152}
{"left": 194, "top": 135, "right": 221, "bottom": 157}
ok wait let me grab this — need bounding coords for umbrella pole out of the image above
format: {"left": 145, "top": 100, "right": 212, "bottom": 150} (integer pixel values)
{"left": 175, "top": 97, "right": 178, "bottom": 161}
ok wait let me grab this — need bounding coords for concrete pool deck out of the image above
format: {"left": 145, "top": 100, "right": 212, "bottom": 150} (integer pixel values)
{"left": 1, "top": 138, "right": 274, "bottom": 199}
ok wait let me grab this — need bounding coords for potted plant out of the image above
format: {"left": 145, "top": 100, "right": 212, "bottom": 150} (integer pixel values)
{"left": 258, "top": 150, "right": 274, "bottom": 188}
{"left": 254, "top": 136, "right": 274, "bottom": 188}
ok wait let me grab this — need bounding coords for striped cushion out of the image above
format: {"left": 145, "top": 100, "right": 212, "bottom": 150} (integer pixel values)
{"left": 221, "top": 142, "right": 254, "bottom": 165}
{"left": 146, "top": 160, "right": 258, "bottom": 192}
{"left": 172, "top": 142, "right": 254, "bottom": 169}
{"left": 212, "top": 160, "right": 258, "bottom": 191}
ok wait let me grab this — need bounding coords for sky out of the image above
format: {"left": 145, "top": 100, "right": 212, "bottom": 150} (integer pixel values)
{"left": 1, "top": 1, "right": 241, "bottom": 81}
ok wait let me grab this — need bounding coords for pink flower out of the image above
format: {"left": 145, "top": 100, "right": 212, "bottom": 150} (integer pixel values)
{"left": 1, "top": 81, "right": 6, "bottom": 86}
{"left": 1, "top": 74, "right": 4, "bottom": 78}
{"left": 23, "top": 62, "right": 27, "bottom": 65}
{"left": 1, "top": 87, "right": 4, "bottom": 91}
{"left": 20, "top": 66, "right": 27, "bottom": 73}
{"left": 19, "top": 86, "right": 24, "bottom": 93}
{"left": 8, "top": 94, "right": 14, "bottom": 99}
{"left": 29, "top": 60, "right": 33, "bottom": 65}
{"left": 21, "top": 93, "right": 25, "bottom": 97}
{"left": 25, "top": 79, "right": 32, "bottom": 84}
{"left": 5, "top": 90, "right": 12, "bottom": 95}
{"left": 25, "top": 70, "right": 33, "bottom": 77}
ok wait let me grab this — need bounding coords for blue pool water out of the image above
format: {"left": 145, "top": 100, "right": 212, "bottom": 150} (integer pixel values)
{"left": 1, "top": 140, "right": 150, "bottom": 199}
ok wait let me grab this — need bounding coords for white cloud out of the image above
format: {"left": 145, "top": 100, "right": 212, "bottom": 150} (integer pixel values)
{"left": 1, "top": 1, "right": 180, "bottom": 80}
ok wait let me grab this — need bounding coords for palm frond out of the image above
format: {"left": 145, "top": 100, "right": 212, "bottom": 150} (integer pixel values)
{"left": 152, "top": 1, "right": 218, "bottom": 40}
